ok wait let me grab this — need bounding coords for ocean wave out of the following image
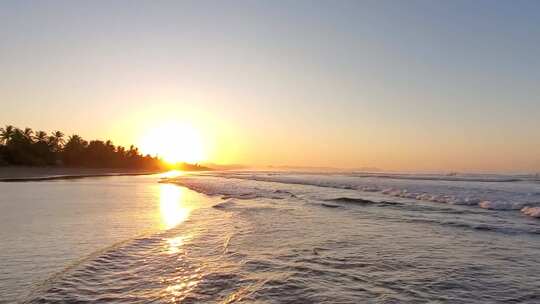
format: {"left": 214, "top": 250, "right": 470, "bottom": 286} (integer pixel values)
{"left": 171, "top": 173, "right": 540, "bottom": 221}
{"left": 522, "top": 206, "right": 540, "bottom": 218}
{"left": 379, "top": 188, "right": 481, "bottom": 205}
{"left": 478, "top": 200, "right": 528, "bottom": 210}
{"left": 213, "top": 198, "right": 237, "bottom": 209}
{"left": 161, "top": 177, "right": 294, "bottom": 200}
{"left": 352, "top": 173, "right": 525, "bottom": 183}
{"left": 325, "top": 197, "right": 401, "bottom": 207}
{"left": 398, "top": 217, "right": 540, "bottom": 235}
{"left": 327, "top": 197, "right": 378, "bottom": 204}
{"left": 214, "top": 172, "right": 540, "bottom": 212}
{"left": 320, "top": 203, "right": 341, "bottom": 208}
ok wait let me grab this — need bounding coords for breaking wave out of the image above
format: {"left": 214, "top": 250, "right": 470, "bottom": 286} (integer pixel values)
{"left": 522, "top": 206, "right": 540, "bottom": 218}
{"left": 174, "top": 172, "right": 540, "bottom": 219}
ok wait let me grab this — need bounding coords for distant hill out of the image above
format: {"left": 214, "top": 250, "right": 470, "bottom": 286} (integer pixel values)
{"left": 265, "top": 165, "right": 383, "bottom": 172}
{"left": 201, "top": 163, "right": 249, "bottom": 170}
{"left": 175, "top": 162, "right": 213, "bottom": 171}
{"left": 352, "top": 167, "right": 383, "bottom": 172}
{"left": 196, "top": 164, "right": 384, "bottom": 172}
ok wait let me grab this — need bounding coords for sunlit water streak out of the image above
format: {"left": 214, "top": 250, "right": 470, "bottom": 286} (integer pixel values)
{"left": 1, "top": 171, "right": 539, "bottom": 303}
{"left": 160, "top": 184, "right": 191, "bottom": 229}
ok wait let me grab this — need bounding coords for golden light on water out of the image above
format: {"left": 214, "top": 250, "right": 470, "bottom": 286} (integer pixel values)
{"left": 164, "top": 271, "right": 202, "bottom": 303}
{"left": 167, "top": 236, "right": 186, "bottom": 254}
{"left": 158, "top": 170, "right": 184, "bottom": 179}
{"left": 159, "top": 184, "right": 191, "bottom": 230}
{"left": 158, "top": 182, "right": 202, "bottom": 302}
{"left": 139, "top": 122, "right": 206, "bottom": 164}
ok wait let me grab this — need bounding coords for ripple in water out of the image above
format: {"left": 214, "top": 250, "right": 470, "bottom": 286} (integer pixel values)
{"left": 24, "top": 175, "right": 540, "bottom": 303}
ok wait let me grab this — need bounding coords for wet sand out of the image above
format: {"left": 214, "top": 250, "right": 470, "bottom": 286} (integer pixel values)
{"left": 0, "top": 166, "right": 164, "bottom": 182}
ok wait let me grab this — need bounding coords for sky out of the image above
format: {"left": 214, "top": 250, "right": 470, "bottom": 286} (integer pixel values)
{"left": 1, "top": 0, "right": 539, "bottom": 172}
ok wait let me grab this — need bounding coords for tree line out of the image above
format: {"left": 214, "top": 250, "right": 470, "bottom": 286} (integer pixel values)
{"left": 0, "top": 125, "right": 165, "bottom": 169}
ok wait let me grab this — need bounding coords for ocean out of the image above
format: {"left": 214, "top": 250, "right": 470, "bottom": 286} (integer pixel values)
{"left": 1, "top": 171, "right": 539, "bottom": 303}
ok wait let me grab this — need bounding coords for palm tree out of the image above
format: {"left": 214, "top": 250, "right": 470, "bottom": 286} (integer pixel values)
{"left": 0, "top": 125, "right": 14, "bottom": 145}
{"left": 52, "top": 131, "right": 65, "bottom": 145}
{"left": 0, "top": 125, "right": 162, "bottom": 168}
{"left": 23, "top": 127, "right": 34, "bottom": 142}
{"left": 62, "top": 134, "right": 88, "bottom": 166}
{"left": 10, "top": 128, "right": 28, "bottom": 144}
{"left": 65, "top": 134, "right": 85, "bottom": 147}
{"left": 127, "top": 145, "right": 139, "bottom": 158}
{"left": 34, "top": 131, "right": 48, "bottom": 143}
{"left": 105, "top": 140, "right": 115, "bottom": 152}
{"left": 48, "top": 131, "right": 65, "bottom": 152}
{"left": 116, "top": 146, "right": 126, "bottom": 156}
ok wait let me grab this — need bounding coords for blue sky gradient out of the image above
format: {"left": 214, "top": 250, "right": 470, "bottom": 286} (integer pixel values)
{"left": 1, "top": 0, "right": 539, "bottom": 171}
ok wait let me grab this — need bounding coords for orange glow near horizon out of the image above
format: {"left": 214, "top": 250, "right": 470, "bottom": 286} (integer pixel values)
{"left": 138, "top": 122, "right": 206, "bottom": 164}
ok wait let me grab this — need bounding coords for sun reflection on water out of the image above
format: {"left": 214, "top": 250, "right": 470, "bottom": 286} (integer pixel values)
{"left": 164, "top": 270, "right": 203, "bottom": 303}
{"left": 159, "top": 184, "right": 190, "bottom": 230}
{"left": 157, "top": 181, "right": 205, "bottom": 301}
{"left": 166, "top": 235, "right": 194, "bottom": 255}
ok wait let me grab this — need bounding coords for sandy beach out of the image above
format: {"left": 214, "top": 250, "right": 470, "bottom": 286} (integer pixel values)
{"left": 0, "top": 166, "right": 164, "bottom": 181}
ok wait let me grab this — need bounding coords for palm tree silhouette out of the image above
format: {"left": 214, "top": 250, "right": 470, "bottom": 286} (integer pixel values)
{"left": 1, "top": 125, "right": 166, "bottom": 169}
{"left": 65, "top": 134, "right": 85, "bottom": 147}
{"left": 52, "top": 131, "right": 65, "bottom": 144}
{"left": 48, "top": 131, "right": 65, "bottom": 152}
{"left": 23, "top": 127, "right": 34, "bottom": 142}
{"left": 0, "top": 125, "right": 15, "bottom": 144}
{"left": 127, "top": 145, "right": 139, "bottom": 158}
{"left": 34, "top": 131, "right": 48, "bottom": 143}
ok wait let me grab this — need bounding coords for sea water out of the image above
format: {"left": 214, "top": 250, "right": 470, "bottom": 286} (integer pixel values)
{"left": 1, "top": 171, "right": 539, "bottom": 303}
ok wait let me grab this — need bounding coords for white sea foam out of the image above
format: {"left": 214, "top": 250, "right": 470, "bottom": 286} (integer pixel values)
{"left": 163, "top": 176, "right": 294, "bottom": 200}
{"left": 478, "top": 201, "right": 527, "bottom": 210}
{"left": 378, "top": 187, "right": 484, "bottom": 207}
{"left": 169, "top": 172, "right": 540, "bottom": 218}
{"left": 521, "top": 206, "right": 540, "bottom": 218}
{"left": 213, "top": 198, "right": 237, "bottom": 209}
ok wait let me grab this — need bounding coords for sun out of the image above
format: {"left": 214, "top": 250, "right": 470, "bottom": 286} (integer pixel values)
{"left": 138, "top": 122, "right": 205, "bottom": 164}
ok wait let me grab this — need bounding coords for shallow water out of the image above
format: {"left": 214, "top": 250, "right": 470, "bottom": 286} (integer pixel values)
{"left": 1, "top": 172, "right": 540, "bottom": 303}
{"left": 0, "top": 173, "right": 215, "bottom": 303}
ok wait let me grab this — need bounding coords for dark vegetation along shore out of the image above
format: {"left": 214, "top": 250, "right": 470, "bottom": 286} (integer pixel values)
{"left": 0, "top": 125, "right": 163, "bottom": 168}
{"left": 0, "top": 125, "right": 210, "bottom": 178}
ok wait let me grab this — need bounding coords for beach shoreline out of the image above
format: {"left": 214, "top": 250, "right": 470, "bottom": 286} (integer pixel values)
{"left": 0, "top": 166, "right": 164, "bottom": 182}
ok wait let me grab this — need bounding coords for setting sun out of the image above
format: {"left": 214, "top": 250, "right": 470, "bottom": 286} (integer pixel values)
{"left": 138, "top": 122, "right": 205, "bottom": 164}
{"left": 3, "top": 2, "right": 540, "bottom": 303}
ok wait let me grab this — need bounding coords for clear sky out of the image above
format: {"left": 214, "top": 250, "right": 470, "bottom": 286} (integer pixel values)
{"left": 1, "top": 0, "right": 539, "bottom": 172}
